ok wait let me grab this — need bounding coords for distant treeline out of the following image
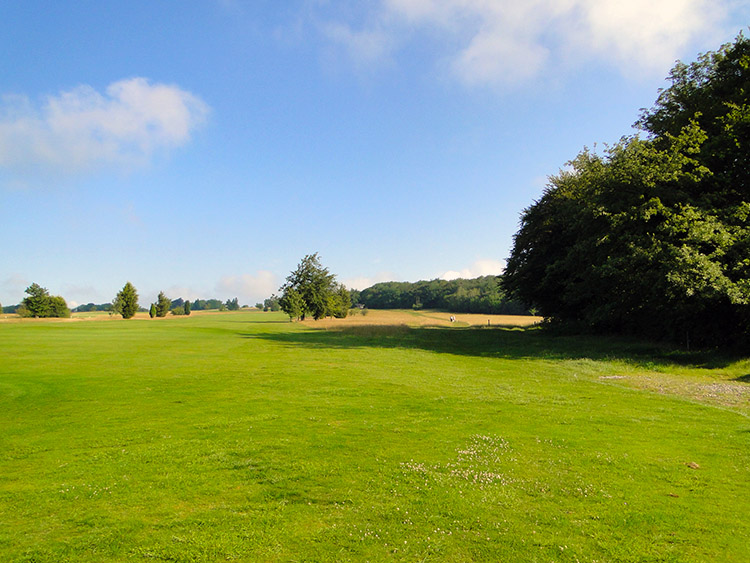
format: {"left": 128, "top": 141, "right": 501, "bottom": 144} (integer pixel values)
{"left": 187, "top": 298, "right": 241, "bottom": 311}
{"left": 73, "top": 303, "right": 114, "bottom": 312}
{"left": 3, "top": 297, "right": 243, "bottom": 315}
{"left": 357, "top": 276, "right": 531, "bottom": 315}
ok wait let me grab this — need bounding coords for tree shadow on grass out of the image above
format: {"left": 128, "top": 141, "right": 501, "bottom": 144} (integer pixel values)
{"left": 243, "top": 324, "right": 745, "bottom": 369}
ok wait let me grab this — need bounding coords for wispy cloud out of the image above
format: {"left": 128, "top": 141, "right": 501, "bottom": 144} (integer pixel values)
{"left": 1, "top": 273, "right": 30, "bottom": 304}
{"left": 0, "top": 78, "right": 209, "bottom": 184}
{"left": 441, "top": 259, "right": 505, "bottom": 281}
{"left": 60, "top": 283, "right": 103, "bottom": 309}
{"left": 317, "top": 0, "right": 732, "bottom": 86}
{"left": 216, "top": 271, "right": 279, "bottom": 303}
{"left": 322, "top": 22, "right": 395, "bottom": 68}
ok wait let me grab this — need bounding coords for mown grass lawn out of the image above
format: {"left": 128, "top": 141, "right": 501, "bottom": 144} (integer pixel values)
{"left": 1, "top": 311, "right": 748, "bottom": 562}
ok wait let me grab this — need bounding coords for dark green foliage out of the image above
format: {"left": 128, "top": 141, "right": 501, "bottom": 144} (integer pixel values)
{"left": 279, "top": 287, "right": 305, "bottom": 321}
{"left": 184, "top": 301, "right": 191, "bottom": 316}
{"left": 359, "top": 276, "right": 529, "bottom": 315}
{"left": 638, "top": 32, "right": 750, "bottom": 203}
{"left": 48, "top": 296, "right": 71, "bottom": 318}
{"left": 113, "top": 282, "right": 139, "bottom": 319}
{"left": 190, "top": 298, "right": 224, "bottom": 311}
{"left": 155, "top": 292, "right": 171, "bottom": 318}
{"left": 18, "top": 283, "right": 70, "bottom": 318}
{"left": 149, "top": 303, "right": 156, "bottom": 318}
{"left": 504, "top": 34, "right": 750, "bottom": 346}
{"left": 19, "top": 283, "right": 51, "bottom": 317}
{"left": 73, "top": 303, "right": 113, "bottom": 313}
{"left": 263, "top": 296, "right": 281, "bottom": 312}
{"left": 225, "top": 297, "right": 240, "bottom": 311}
{"left": 329, "top": 283, "right": 351, "bottom": 318}
{"left": 279, "top": 253, "right": 348, "bottom": 320}
{"left": 349, "top": 289, "right": 361, "bottom": 307}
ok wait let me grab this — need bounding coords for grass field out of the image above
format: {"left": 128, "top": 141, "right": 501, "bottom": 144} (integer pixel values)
{"left": 1, "top": 310, "right": 749, "bottom": 562}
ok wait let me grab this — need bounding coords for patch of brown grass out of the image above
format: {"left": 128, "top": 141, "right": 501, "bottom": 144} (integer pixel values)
{"left": 301, "top": 309, "right": 542, "bottom": 329}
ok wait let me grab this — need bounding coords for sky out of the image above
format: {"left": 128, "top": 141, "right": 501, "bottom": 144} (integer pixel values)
{"left": 1, "top": 1, "right": 748, "bottom": 308}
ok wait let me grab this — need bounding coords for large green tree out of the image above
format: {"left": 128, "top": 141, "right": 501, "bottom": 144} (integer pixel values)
{"left": 18, "top": 283, "right": 70, "bottom": 318}
{"left": 113, "top": 282, "right": 139, "bottom": 319}
{"left": 155, "top": 291, "right": 171, "bottom": 318}
{"left": 19, "top": 283, "right": 52, "bottom": 317}
{"left": 279, "top": 253, "right": 346, "bottom": 320}
{"left": 504, "top": 34, "right": 750, "bottom": 346}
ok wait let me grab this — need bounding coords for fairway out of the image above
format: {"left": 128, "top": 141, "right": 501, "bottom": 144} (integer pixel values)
{"left": 1, "top": 311, "right": 749, "bottom": 562}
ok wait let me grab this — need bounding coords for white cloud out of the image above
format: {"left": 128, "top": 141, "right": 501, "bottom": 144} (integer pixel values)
{"left": 323, "top": 22, "right": 395, "bottom": 67}
{"left": 574, "top": 0, "right": 727, "bottom": 71}
{"left": 441, "top": 259, "right": 505, "bottom": 281}
{"left": 216, "top": 271, "right": 279, "bottom": 303}
{"left": 0, "top": 78, "right": 209, "bottom": 181}
{"left": 319, "top": 0, "right": 732, "bottom": 86}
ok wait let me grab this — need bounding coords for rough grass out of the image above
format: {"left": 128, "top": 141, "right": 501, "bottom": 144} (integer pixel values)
{"left": 0, "top": 310, "right": 748, "bottom": 562}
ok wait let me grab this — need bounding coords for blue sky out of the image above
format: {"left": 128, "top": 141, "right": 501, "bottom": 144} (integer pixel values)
{"left": 1, "top": 1, "right": 748, "bottom": 307}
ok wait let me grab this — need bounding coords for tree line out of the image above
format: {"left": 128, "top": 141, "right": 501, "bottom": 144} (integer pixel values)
{"left": 3, "top": 258, "right": 531, "bottom": 320}
{"left": 357, "top": 276, "right": 529, "bottom": 315}
{"left": 503, "top": 34, "right": 750, "bottom": 347}
{"left": 1, "top": 283, "right": 246, "bottom": 319}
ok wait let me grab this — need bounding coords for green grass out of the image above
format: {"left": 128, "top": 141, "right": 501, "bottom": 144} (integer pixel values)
{"left": 1, "top": 311, "right": 749, "bottom": 562}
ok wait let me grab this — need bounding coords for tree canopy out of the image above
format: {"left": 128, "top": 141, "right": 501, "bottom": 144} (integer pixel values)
{"left": 504, "top": 34, "right": 750, "bottom": 347}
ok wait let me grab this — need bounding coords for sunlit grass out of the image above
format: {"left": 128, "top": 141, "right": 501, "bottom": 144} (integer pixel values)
{"left": 0, "top": 311, "right": 748, "bottom": 561}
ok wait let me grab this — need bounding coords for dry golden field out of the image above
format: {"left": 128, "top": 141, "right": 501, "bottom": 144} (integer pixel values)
{"left": 302, "top": 308, "right": 542, "bottom": 328}
{"left": 1, "top": 308, "right": 543, "bottom": 326}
